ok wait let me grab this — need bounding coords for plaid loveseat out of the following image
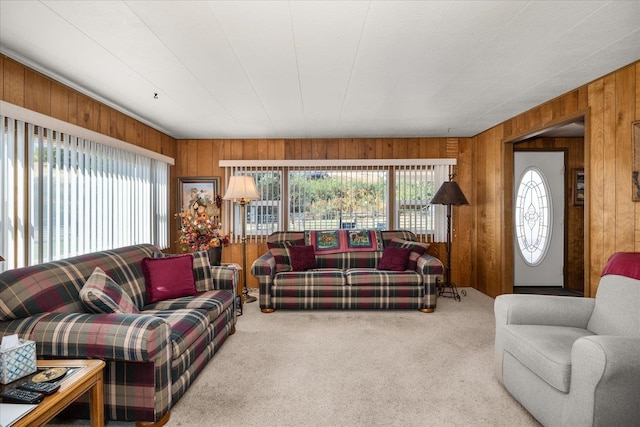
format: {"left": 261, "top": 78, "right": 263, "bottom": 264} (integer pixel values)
{"left": 0, "top": 244, "right": 237, "bottom": 424}
{"left": 252, "top": 230, "right": 443, "bottom": 313}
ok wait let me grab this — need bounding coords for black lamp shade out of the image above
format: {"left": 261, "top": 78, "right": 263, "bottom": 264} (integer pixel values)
{"left": 430, "top": 181, "right": 468, "bottom": 205}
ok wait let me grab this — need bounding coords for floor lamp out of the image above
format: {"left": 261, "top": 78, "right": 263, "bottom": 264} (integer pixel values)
{"left": 223, "top": 176, "right": 260, "bottom": 304}
{"left": 430, "top": 178, "right": 468, "bottom": 301}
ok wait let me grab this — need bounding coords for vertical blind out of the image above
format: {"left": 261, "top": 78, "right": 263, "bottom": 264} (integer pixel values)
{"left": 1, "top": 113, "right": 170, "bottom": 271}
{"left": 221, "top": 159, "right": 455, "bottom": 243}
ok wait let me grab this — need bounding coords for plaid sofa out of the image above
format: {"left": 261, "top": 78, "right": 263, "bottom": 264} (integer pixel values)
{"left": 251, "top": 230, "right": 443, "bottom": 313}
{"left": 0, "top": 244, "right": 237, "bottom": 424}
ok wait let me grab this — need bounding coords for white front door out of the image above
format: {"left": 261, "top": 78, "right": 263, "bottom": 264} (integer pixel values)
{"left": 514, "top": 151, "right": 564, "bottom": 287}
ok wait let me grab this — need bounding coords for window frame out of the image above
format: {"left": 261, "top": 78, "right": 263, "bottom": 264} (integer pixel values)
{"left": 221, "top": 159, "right": 455, "bottom": 243}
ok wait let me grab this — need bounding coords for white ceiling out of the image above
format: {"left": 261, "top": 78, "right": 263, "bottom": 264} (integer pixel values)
{"left": 1, "top": 1, "right": 639, "bottom": 139}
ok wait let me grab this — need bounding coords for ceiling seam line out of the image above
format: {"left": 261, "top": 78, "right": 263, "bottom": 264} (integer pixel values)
{"left": 335, "top": 0, "right": 372, "bottom": 132}
{"left": 288, "top": 0, "right": 308, "bottom": 138}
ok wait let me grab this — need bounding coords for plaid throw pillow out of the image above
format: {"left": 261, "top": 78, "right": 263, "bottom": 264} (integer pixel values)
{"left": 389, "top": 238, "right": 430, "bottom": 271}
{"left": 268, "top": 240, "right": 304, "bottom": 273}
{"left": 80, "top": 267, "right": 140, "bottom": 314}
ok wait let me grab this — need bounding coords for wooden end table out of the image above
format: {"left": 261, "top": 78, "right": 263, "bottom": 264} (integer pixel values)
{"left": 11, "top": 359, "right": 105, "bottom": 427}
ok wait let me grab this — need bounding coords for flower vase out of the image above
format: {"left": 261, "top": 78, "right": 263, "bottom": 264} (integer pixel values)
{"left": 208, "top": 246, "right": 222, "bottom": 266}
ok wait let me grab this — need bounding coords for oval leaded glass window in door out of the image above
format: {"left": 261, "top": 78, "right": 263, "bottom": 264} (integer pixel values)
{"left": 515, "top": 167, "right": 552, "bottom": 266}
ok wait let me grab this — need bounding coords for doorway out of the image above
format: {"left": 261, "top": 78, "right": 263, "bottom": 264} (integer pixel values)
{"left": 514, "top": 151, "right": 565, "bottom": 288}
{"left": 504, "top": 115, "right": 586, "bottom": 297}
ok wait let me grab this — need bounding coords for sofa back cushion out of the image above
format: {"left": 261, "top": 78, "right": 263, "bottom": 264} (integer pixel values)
{"left": 380, "top": 230, "right": 418, "bottom": 246}
{"left": 0, "top": 244, "right": 158, "bottom": 321}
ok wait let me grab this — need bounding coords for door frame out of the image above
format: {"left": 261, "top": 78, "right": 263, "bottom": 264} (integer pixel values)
{"left": 513, "top": 148, "right": 568, "bottom": 288}
{"left": 501, "top": 110, "right": 589, "bottom": 296}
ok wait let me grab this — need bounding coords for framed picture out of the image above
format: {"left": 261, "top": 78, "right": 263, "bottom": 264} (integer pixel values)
{"left": 573, "top": 168, "right": 584, "bottom": 206}
{"left": 177, "top": 177, "right": 220, "bottom": 214}
{"left": 633, "top": 121, "right": 640, "bottom": 202}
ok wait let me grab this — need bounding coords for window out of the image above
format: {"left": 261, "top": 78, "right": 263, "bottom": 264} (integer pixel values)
{"left": 515, "top": 167, "right": 552, "bottom": 266}
{"left": 221, "top": 159, "right": 454, "bottom": 242}
{"left": 0, "top": 103, "right": 172, "bottom": 271}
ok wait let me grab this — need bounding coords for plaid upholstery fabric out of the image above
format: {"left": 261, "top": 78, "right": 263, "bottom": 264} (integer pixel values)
{"left": 274, "top": 269, "right": 345, "bottom": 287}
{"left": 267, "top": 231, "right": 306, "bottom": 243}
{"left": 0, "top": 245, "right": 158, "bottom": 321}
{"left": 267, "top": 241, "right": 296, "bottom": 273}
{"left": 253, "top": 230, "right": 443, "bottom": 312}
{"left": 0, "top": 244, "right": 238, "bottom": 423}
{"left": 143, "top": 290, "right": 235, "bottom": 323}
{"left": 80, "top": 267, "right": 140, "bottom": 314}
{"left": 346, "top": 268, "right": 423, "bottom": 287}
{"left": 388, "top": 237, "right": 430, "bottom": 271}
{"left": 272, "top": 284, "right": 426, "bottom": 310}
{"left": 315, "top": 252, "right": 380, "bottom": 269}
{"left": 209, "top": 266, "right": 237, "bottom": 292}
{"left": 380, "top": 230, "right": 418, "bottom": 246}
{"left": 140, "top": 309, "right": 209, "bottom": 360}
{"left": 417, "top": 254, "right": 445, "bottom": 275}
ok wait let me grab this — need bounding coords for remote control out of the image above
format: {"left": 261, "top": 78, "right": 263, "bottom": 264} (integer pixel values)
{"left": 1, "top": 388, "right": 45, "bottom": 404}
{"left": 18, "top": 381, "right": 60, "bottom": 395}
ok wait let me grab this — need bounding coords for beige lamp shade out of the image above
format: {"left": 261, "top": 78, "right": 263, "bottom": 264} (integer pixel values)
{"left": 223, "top": 176, "right": 260, "bottom": 202}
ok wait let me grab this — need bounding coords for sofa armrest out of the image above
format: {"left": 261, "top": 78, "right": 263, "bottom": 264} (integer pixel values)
{"left": 415, "top": 253, "right": 444, "bottom": 276}
{"left": 251, "top": 253, "right": 277, "bottom": 310}
{"left": 251, "top": 252, "right": 276, "bottom": 278}
{"left": 29, "top": 312, "right": 172, "bottom": 362}
{"left": 209, "top": 265, "right": 238, "bottom": 293}
{"left": 563, "top": 336, "right": 640, "bottom": 426}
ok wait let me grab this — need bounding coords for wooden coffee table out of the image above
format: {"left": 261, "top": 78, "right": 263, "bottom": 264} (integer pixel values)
{"left": 12, "top": 359, "right": 105, "bottom": 427}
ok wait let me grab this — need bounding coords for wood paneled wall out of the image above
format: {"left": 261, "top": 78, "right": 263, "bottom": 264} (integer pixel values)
{"left": 4, "top": 53, "right": 637, "bottom": 300}
{"left": 174, "top": 138, "right": 473, "bottom": 289}
{"left": 1, "top": 56, "right": 176, "bottom": 159}
{"left": 474, "top": 60, "right": 639, "bottom": 298}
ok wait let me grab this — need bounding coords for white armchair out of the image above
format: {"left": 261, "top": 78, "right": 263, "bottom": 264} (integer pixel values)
{"left": 494, "top": 252, "right": 640, "bottom": 427}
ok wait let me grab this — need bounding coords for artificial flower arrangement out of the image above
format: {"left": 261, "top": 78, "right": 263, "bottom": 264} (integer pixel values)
{"left": 176, "top": 195, "right": 230, "bottom": 252}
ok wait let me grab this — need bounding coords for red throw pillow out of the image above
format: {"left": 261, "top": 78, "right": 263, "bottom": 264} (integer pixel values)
{"left": 288, "top": 245, "right": 317, "bottom": 271}
{"left": 377, "top": 246, "right": 412, "bottom": 271}
{"left": 390, "top": 238, "right": 430, "bottom": 270}
{"left": 142, "top": 255, "right": 197, "bottom": 304}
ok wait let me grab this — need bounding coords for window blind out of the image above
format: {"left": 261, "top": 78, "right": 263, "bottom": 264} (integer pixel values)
{"left": 1, "top": 114, "right": 171, "bottom": 271}
{"left": 221, "top": 159, "right": 455, "bottom": 243}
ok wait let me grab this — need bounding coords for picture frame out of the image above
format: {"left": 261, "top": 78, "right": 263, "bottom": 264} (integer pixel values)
{"left": 177, "top": 177, "right": 220, "bottom": 216}
{"left": 573, "top": 168, "right": 584, "bottom": 206}
{"left": 633, "top": 121, "right": 640, "bottom": 202}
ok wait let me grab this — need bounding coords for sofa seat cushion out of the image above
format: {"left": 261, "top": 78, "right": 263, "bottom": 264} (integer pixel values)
{"left": 503, "top": 324, "right": 593, "bottom": 392}
{"left": 142, "top": 309, "right": 209, "bottom": 360}
{"left": 316, "top": 252, "right": 379, "bottom": 270}
{"left": 273, "top": 269, "right": 345, "bottom": 287}
{"left": 345, "top": 268, "right": 422, "bottom": 287}
{"left": 142, "top": 290, "right": 234, "bottom": 322}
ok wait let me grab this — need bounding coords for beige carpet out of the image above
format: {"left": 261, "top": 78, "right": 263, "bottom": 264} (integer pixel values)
{"left": 52, "top": 288, "right": 539, "bottom": 427}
